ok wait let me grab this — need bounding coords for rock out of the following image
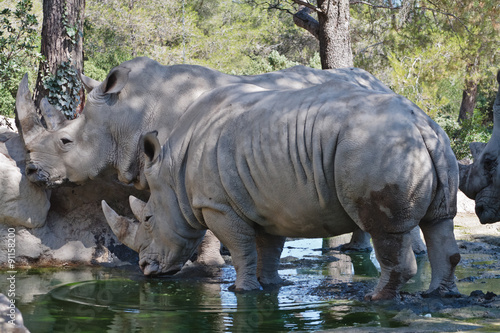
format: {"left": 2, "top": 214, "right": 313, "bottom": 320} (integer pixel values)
{"left": 457, "top": 190, "right": 475, "bottom": 214}
{"left": 0, "top": 293, "right": 30, "bottom": 333}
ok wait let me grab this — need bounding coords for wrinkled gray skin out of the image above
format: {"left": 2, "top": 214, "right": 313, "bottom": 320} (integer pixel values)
{"left": 0, "top": 129, "right": 50, "bottom": 228}
{"left": 103, "top": 80, "right": 460, "bottom": 300}
{"left": 459, "top": 71, "right": 500, "bottom": 224}
{"left": 14, "top": 57, "right": 423, "bottom": 255}
{"left": 15, "top": 57, "right": 392, "bottom": 190}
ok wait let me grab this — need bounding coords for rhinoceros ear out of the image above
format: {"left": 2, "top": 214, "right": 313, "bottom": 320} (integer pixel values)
{"left": 101, "top": 66, "right": 131, "bottom": 95}
{"left": 141, "top": 131, "right": 161, "bottom": 164}
{"left": 40, "top": 98, "right": 66, "bottom": 131}
{"left": 469, "top": 142, "right": 487, "bottom": 160}
{"left": 80, "top": 72, "right": 101, "bottom": 93}
{"left": 15, "top": 73, "right": 45, "bottom": 144}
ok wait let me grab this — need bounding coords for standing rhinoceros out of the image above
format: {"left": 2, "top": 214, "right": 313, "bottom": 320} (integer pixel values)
{"left": 102, "top": 79, "right": 460, "bottom": 300}
{"left": 14, "top": 57, "right": 425, "bottom": 259}
{"left": 459, "top": 71, "right": 500, "bottom": 223}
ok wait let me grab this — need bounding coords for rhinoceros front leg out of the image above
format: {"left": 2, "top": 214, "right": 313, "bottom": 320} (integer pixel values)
{"left": 195, "top": 230, "right": 225, "bottom": 266}
{"left": 366, "top": 231, "right": 417, "bottom": 301}
{"left": 202, "top": 208, "right": 262, "bottom": 291}
{"left": 420, "top": 218, "right": 460, "bottom": 297}
{"left": 256, "top": 231, "right": 286, "bottom": 286}
{"left": 342, "top": 229, "right": 373, "bottom": 251}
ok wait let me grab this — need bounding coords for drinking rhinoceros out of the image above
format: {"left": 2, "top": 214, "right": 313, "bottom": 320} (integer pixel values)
{"left": 14, "top": 57, "right": 424, "bottom": 258}
{"left": 459, "top": 71, "right": 500, "bottom": 224}
{"left": 102, "top": 79, "right": 460, "bottom": 300}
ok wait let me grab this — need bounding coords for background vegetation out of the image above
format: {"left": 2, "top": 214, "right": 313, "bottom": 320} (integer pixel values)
{"left": 1, "top": 0, "right": 499, "bottom": 158}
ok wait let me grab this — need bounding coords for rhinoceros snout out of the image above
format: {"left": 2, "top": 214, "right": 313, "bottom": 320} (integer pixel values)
{"left": 25, "top": 163, "right": 47, "bottom": 185}
{"left": 475, "top": 203, "right": 500, "bottom": 224}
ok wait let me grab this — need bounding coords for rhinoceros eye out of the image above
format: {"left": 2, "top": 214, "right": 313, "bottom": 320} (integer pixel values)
{"left": 143, "top": 215, "right": 153, "bottom": 232}
{"left": 61, "top": 138, "right": 73, "bottom": 145}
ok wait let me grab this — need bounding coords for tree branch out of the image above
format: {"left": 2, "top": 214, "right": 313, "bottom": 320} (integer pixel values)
{"left": 349, "top": 1, "right": 400, "bottom": 10}
{"left": 350, "top": 0, "right": 471, "bottom": 33}
{"left": 291, "top": 0, "right": 322, "bottom": 13}
{"left": 293, "top": 5, "right": 320, "bottom": 39}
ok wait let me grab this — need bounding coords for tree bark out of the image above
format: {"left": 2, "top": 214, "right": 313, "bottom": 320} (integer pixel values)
{"left": 33, "top": 0, "right": 85, "bottom": 112}
{"left": 458, "top": 77, "right": 478, "bottom": 122}
{"left": 293, "top": 6, "right": 319, "bottom": 39}
{"left": 317, "top": 0, "right": 353, "bottom": 69}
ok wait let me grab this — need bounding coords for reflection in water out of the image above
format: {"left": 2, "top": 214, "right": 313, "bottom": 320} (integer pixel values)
{"left": 4, "top": 237, "right": 492, "bottom": 332}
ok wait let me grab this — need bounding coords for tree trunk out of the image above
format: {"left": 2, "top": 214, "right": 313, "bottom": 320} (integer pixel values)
{"left": 317, "top": 0, "right": 353, "bottom": 69}
{"left": 33, "top": 0, "right": 85, "bottom": 117}
{"left": 458, "top": 78, "right": 478, "bottom": 122}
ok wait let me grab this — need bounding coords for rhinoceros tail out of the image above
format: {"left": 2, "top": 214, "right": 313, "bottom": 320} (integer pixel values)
{"left": 415, "top": 118, "right": 458, "bottom": 217}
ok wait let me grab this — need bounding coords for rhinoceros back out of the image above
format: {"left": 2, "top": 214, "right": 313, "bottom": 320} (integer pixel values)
{"left": 167, "top": 80, "right": 455, "bottom": 237}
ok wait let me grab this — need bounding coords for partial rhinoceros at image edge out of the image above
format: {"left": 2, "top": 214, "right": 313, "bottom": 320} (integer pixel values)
{"left": 459, "top": 71, "right": 500, "bottom": 224}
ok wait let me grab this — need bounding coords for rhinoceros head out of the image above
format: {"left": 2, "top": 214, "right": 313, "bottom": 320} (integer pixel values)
{"left": 15, "top": 67, "right": 133, "bottom": 188}
{"left": 459, "top": 71, "right": 500, "bottom": 224}
{"left": 102, "top": 132, "right": 205, "bottom": 275}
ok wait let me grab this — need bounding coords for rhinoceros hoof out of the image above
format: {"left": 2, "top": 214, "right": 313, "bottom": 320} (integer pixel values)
{"left": 364, "top": 289, "right": 398, "bottom": 301}
{"left": 423, "top": 286, "right": 461, "bottom": 299}
{"left": 258, "top": 275, "right": 284, "bottom": 286}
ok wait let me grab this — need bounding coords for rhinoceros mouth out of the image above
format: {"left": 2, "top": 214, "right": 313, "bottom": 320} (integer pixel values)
{"left": 25, "top": 163, "right": 71, "bottom": 189}
{"left": 139, "top": 258, "right": 182, "bottom": 276}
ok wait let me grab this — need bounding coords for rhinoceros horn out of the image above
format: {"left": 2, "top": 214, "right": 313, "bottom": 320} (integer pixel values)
{"left": 15, "top": 74, "right": 45, "bottom": 144}
{"left": 129, "top": 195, "right": 147, "bottom": 222}
{"left": 40, "top": 97, "right": 66, "bottom": 131}
{"left": 101, "top": 200, "right": 139, "bottom": 252}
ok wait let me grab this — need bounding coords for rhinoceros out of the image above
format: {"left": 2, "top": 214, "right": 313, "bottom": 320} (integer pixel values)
{"left": 102, "top": 79, "right": 460, "bottom": 300}
{"left": 14, "top": 57, "right": 424, "bottom": 258}
{"left": 459, "top": 71, "right": 500, "bottom": 224}
{"left": 0, "top": 129, "right": 50, "bottom": 228}
{"left": 15, "top": 57, "right": 393, "bottom": 190}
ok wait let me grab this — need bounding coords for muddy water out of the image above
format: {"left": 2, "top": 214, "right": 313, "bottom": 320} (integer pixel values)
{"left": 2, "top": 236, "right": 500, "bottom": 332}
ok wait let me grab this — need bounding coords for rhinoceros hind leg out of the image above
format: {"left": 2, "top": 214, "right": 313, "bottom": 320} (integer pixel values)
{"left": 420, "top": 218, "right": 460, "bottom": 297}
{"left": 202, "top": 208, "right": 262, "bottom": 292}
{"left": 365, "top": 231, "right": 417, "bottom": 301}
{"left": 195, "top": 230, "right": 225, "bottom": 266}
{"left": 410, "top": 226, "right": 427, "bottom": 255}
{"left": 256, "top": 231, "right": 286, "bottom": 286}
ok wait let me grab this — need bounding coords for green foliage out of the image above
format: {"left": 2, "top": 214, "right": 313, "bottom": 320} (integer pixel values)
{"left": 43, "top": 61, "right": 81, "bottom": 119}
{"left": 0, "top": 0, "right": 41, "bottom": 116}
{"left": 437, "top": 111, "right": 492, "bottom": 160}
{"left": 241, "top": 50, "right": 299, "bottom": 75}
{"left": 62, "top": 3, "right": 82, "bottom": 45}
{"left": 83, "top": 0, "right": 318, "bottom": 76}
